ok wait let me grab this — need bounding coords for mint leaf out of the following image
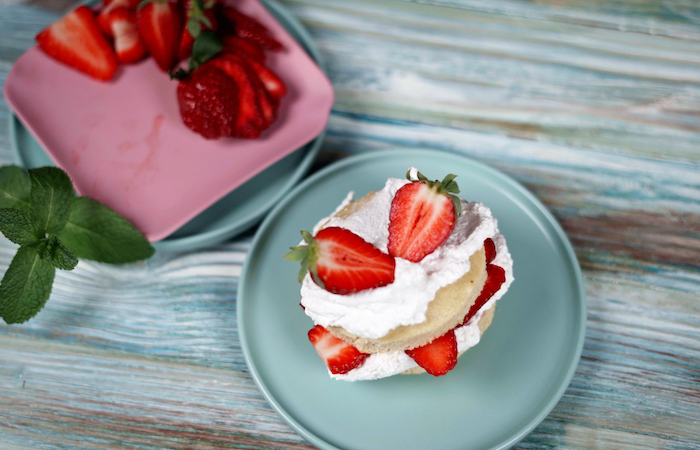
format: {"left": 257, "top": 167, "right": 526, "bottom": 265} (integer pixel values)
{"left": 0, "top": 246, "right": 56, "bottom": 324}
{"left": 37, "top": 235, "right": 78, "bottom": 270}
{"left": 58, "top": 197, "right": 155, "bottom": 264}
{"left": 0, "top": 166, "right": 30, "bottom": 212}
{"left": 0, "top": 208, "right": 42, "bottom": 246}
{"left": 29, "top": 167, "right": 74, "bottom": 234}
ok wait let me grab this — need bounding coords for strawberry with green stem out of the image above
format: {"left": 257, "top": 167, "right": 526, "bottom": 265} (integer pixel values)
{"left": 388, "top": 171, "right": 462, "bottom": 262}
{"left": 285, "top": 227, "right": 396, "bottom": 295}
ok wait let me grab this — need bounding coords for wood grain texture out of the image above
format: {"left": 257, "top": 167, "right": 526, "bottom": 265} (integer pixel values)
{"left": 1, "top": 0, "right": 699, "bottom": 448}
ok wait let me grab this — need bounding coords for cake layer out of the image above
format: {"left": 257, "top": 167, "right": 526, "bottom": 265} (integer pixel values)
{"left": 328, "top": 246, "right": 487, "bottom": 353}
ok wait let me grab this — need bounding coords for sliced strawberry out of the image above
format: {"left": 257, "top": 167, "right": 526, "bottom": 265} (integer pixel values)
{"left": 97, "top": 0, "right": 141, "bottom": 36}
{"left": 209, "top": 54, "right": 265, "bottom": 138}
{"left": 308, "top": 325, "right": 369, "bottom": 374}
{"left": 245, "top": 57, "right": 286, "bottom": 100}
{"left": 36, "top": 5, "right": 118, "bottom": 81}
{"left": 178, "top": 0, "right": 218, "bottom": 60}
{"left": 107, "top": 8, "right": 147, "bottom": 64}
{"left": 220, "top": 35, "right": 266, "bottom": 62}
{"left": 220, "top": 6, "right": 283, "bottom": 51}
{"left": 405, "top": 329, "right": 458, "bottom": 376}
{"left": 285, "top": 227, "right": 396, "bottom": 295}
{"left": 214, "top": 53, "right": 276, "bottom": 129}
{"left": 484, "top": 237, "right": 496, "bottom": 264}
{"left": 177, "top": 64, "right": 238, "bottom": 139}
{"left": 388, "top": 172, "right": 461, "bottom": 262}
{"left": 137, "top": 0, "right": 183, "bottom": 72}
{"left": 461, "top": 263, "right": 506, "bottom": 326}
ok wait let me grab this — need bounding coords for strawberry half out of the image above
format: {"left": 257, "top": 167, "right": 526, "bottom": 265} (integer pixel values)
{"left": 137, "top": 0, "right": 183, "bottom": 72}
{"left": 484, "top": 237, "right": 497, "bottom": 264}
{"left": 405, "top": 329, "right": 458, "bottom": 376}
{"left": 220, "top": 5, "right": 283, "bottom": 51}
{"left": 308, "top": 325, "right": 369, "bottom": 374}
{"left": 461, "top": 262, "right": 506, "bottom": 326}
{"left": 108, "top": 8, "right": 147, "bottom": 64}
{"left": 285, "top": 227, "right": 396, "bottom": 295}
{"left": 387, "top": 171, "right": 462, "bottom": 262}
{"left": 97, "top": 0, "right": 141, "bottom": 36}
{"left": 36, "top": 5, "right": 118, "bottom": 81}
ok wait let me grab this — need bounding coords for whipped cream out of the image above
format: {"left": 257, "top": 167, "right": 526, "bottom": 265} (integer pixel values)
{"left": 299, "top": 173, "right": 514, "bottom": 381}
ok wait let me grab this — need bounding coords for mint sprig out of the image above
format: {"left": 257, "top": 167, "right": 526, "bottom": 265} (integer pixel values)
{"left": 0, "top": 166, "right": 155, "bottom": 324}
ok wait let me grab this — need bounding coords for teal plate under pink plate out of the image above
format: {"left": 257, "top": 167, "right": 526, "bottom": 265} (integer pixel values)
{"left": 4, "top": 0, "right": 333, "bottom": 249}
{"left": 238, "top": 149, "right": 586, "bottom": 450}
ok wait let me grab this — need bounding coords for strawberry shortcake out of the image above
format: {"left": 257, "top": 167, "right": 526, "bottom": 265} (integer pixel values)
{"left": 285, "top": 168, "right": 513, "bottom": 380}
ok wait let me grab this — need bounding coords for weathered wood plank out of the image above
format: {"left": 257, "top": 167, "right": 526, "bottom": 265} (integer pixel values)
{"left": 0, "top": 0, "right": 698, "bottom": 448}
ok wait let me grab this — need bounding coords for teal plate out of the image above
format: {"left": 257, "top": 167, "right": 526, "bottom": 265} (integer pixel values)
{"left": 9, "top": 0, "right": 324, "bottom": 253}
{"left": 238, "top": 149, "right": 586, "bottom": 450}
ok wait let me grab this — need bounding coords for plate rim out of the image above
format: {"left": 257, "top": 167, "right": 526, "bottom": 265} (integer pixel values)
{"left": 7, "top": 0, "right": 327, "bottom": 253}
{"left": 237, "top": 148, "right": 587, "bottom": 450}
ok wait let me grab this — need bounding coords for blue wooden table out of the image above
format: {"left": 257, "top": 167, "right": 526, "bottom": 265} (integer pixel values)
{"left": 1, "top": 0, "right": 699, "bottom": 448}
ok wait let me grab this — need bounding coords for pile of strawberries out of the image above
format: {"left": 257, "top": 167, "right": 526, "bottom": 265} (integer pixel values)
{"left": 286, "top": 172, "right": 507, "bottom": 377}
{"left": 35, "top": 0, "right": 286, "bottom": 139}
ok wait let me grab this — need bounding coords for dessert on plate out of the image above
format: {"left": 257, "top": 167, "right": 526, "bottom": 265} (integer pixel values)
{"left": 286, "top": 168, "right": 514, "bottom": 381}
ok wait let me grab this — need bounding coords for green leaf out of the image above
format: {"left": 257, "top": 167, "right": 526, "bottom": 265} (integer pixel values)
{"left": 0, "top": 246, "right": 56, "bottom": 324}
{"left": 57, "top": 197, "right": 154, "bottom": 264}
{"left": 0, "top": 208, "right": 42, "bottom": 246}
{"left": 189, "top": 31, "right": 222, "bottom": 72}
{"left": 0, "top": 166, "right": 31, "bottom": 212}
{"left": 37, "top": 235, "right": 78, "bottom": 270}
{"left": 28, "top": 167, "right": 75, "bottom": 234}
{"left": 187, "top": 19, "right": 202, "bottom": 39}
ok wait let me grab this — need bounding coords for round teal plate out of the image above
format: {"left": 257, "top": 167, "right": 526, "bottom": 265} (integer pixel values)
{"left": 9, "top": 0, "right": 324, "bottom": 253}
{"left": 238, "top": 149, "right": 586, "bottom": 450}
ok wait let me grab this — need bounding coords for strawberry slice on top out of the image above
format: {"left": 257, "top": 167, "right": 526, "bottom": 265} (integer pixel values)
{"left": 36, "top": 5, "right": 118, "bottom": 81}
{"left": 285, "top": 227, "right": 396, "bottom": 295}
{"left": 388, "top": 171, "right": 462, "bottom": 262}
{"left": 308, "top": 325, "right": 369, "bottom": 374}
{"left": 405, "top": 329, "right": 458, "bottom": 376}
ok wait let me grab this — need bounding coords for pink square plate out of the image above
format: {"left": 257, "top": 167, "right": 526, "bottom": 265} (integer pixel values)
{"left": 4, "top": 0, "right": 334, "bottom": 243}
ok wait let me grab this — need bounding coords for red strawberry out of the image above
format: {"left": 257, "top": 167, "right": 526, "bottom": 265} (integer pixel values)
{"left": 284, "top": 227, "right": 396, "bottom": 295}
{"left": 221, "top": 35, "right": 266, "bottom": 62}
{"left": 107, "top": 8, "right": 147, "bottom": 64}
{"left": 220, "top": 6, "right": 283, "bottom": 51}
{"left": 245, "top": 57, "right": 286, "bottom": 100}
{"left": 176, "top": 64, "right": 238, "bottom": 139}
{"left": 213, "top": 53, "right": 276, "bottom": 130}
{"left": 388, "top": 172, "right": 461, "bottom": 262}
{"left": 137, "top": 0, "right": 183, "bottom": 71}
{"left": 405, "top": 329, "right": 458, "bottom": 376}
{"left": 484, "top": 237, "right": 496, "bottom": 264}
{"left": 308, "top": 325, "right": 369, "bottom": 374}
{"left": 97, "top": 0, "right": 141, "bottom": 36}
{"left": 209, "top": 54, "right": 265, "bottom": 138}
{"left": 178, "top": 0, "right": 218, "bottom": 60}
{"left": 36, "top": 5, "right": 118, "bottom": 81}
{"left": 461, "top": 263, "right": 506, "bottom": 326}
